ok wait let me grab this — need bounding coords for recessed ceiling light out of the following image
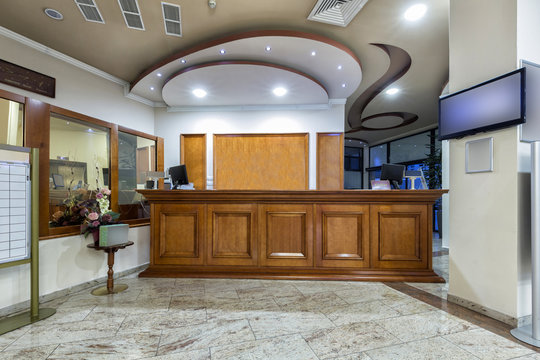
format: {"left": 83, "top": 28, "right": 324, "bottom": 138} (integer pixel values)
{"left": 180, "top": 59, "right": 186, "bottom": 64}
{"left": 337, "top": 65, "right": 343, "bottom": 70}
{"left": 192, "top": 89, "right": 207, "bottom": 98}
{"left": 386, "top": 87, "right": 399, "bottom": 95}
{"left": 273, "top": 87, "right": 287, "bottom": 97}
{"left": 87, "top": 128, "right": 94, "bottom": 133}
{"left": 220, "top": 49, "right": 226, "bottom": 55}
{"left": 265, "top": 45, "right": 271, "bottom": 52}
{"left": 311, "top": 51, "right": 316, "bottom": 56}
{"left": 150, "top": 86, "right": 155, "bottom": 91}
{"left": 341, "top": 83, "right": 346, "bottom": 88}
{"left": 44, "top": 8, "right": 63, "bottom": 20}
{"left": 157, "top": 73, "right": 162, "bottom": 77}
{"left": 404, "top": 4, "right": 427, "bottom": 21}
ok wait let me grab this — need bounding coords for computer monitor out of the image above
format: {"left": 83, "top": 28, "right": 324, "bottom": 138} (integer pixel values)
{"left": 169, "top": 165, "right": 189, "bottom": 189}
{"left": 380, "top": 163, "right": 405, "bottom": 189}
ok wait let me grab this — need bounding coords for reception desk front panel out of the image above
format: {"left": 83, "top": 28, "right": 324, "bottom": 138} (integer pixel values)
{"left": 138, "top": 190, "right": 447, "bottom": 282}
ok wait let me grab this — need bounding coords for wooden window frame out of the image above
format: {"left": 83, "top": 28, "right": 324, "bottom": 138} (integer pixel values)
{"left": 11, "top": 89, "right": 164, "bottom": 240}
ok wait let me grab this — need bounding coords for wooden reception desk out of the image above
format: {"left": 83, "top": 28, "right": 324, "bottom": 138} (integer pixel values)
{"left": 137, "top": 189, "right": 447, "bottom": 282}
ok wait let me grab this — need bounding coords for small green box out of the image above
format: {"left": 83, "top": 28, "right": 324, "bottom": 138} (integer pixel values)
{"left": 99, "top": 224, "right": 129, "bottom": 247}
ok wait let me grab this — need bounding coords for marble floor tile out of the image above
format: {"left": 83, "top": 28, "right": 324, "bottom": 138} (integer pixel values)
{"left": 157, "top": 319, "right": 254, "bottom": 355}
{"left": 443, "top": 328, "right": 536, "bottom": 359}
{"left": 237, "top": 284, "right": 304, "bottom": 300}
{"left": 334, "top": 284, "right": 410, "bottom": 304}
{"left": 323, "top": 300, "right": 401, "bottom": 326}
{"left": 248, "top": 311, "right": 335, "bottom": 339}
{"left": 139, "top": 348, "right": 211, "bottom": 360}
{"left": 303, "top": 321, "right": 401, "bottom": 359}
{"left": 0, "top": 344, "right": 57, "bottom": 360}
{"left": 380, "top": 296, "right": 436, "bottom": 316}
{"left": 205, "top": 297, "right": 280, "bottom": 321}
{"left": 329, "top": 353, "right": 373, "bottom": 360}
{"left": 288, "top": 280, "right": 361, "bottom": 296}
{"left": 47, "top": 332, "right": 161, "bottom": 360}
{"left": 514, "top": 354, "right": 540, "bottom": 360}
{"left": 29, "top": 305, "right": 95, "bottom": 327}
{"left": 0, "top": 325, "right": 30, "bottom": 351}
{"left": 210, "top": 333, "right": 318, "bottom": 360}
{"left": 274, "top": 291, "right": 348, "bottom": 313}
{"left": 375, "top": 309, "right": 476, "bottom": 342}
{"left": 84, "top": 296, "right": 171, "bottom": 320}
{"left": 117, "top": 308, "right": 207, "bottom": 333}
{"left": 366, "top": 336, "right": 478, "bottom": 360}
{"left": 5, "top": 317, "right": 124, "bottom": 350}
{"left": 169, "top": 294, "right": 206, "bottom": 310}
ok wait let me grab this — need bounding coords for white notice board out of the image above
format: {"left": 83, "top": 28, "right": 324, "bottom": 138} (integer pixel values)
{"left": 0, "top": 161, "right": 30, "bottom": 264}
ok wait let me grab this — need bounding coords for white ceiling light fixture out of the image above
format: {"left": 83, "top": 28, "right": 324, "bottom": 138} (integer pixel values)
{"left": 265, "top": 45, "right": 271, "bottom": 52}
{"left": 385, "top": 87, "right": 399, "bottom": 95}
{"left": 404, "top": 4, "right": 427, "bottom": 21}
{"left": 161, "top": 2, "right": 182, "bottom": 37}
{"left": 308, "top": 0, "right": 370, "bottom": 27}
{"left": 192, "top": 89, "right": 207, "bottom": 98}
{"left": 311, "top": 51, "right": 316, "bottom": 56}
{"left": 157, "top": 73, "right": 162, "bottom": 77}
{"left": 74, "top": 0, "right": 104, "bottom": 23}
{"left": 44, "top": 8, "right": 63, "bottom": 20}
{"left": 150, "top": 86, "right": 155, "bottom": 90}
{"left": 180, "top": 59, "right": 186, "bottom": 64}
{"left": 220, "top": 49, "right": 226, "bottom": 55}
{"left": 337, "top": 65, "right": 342, "bottom": 70}
{"left": 341, "top": 83, "right": 346, "bottom": 88}
{"left": 272, "top": 87, "right": 287, "bottom": 97}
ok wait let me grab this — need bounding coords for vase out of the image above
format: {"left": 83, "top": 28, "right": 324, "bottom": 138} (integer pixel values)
{"left": 91, "top": 229, "right": 100, "bottom": 246}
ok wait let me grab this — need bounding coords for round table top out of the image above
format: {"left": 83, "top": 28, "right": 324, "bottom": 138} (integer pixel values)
{"left": 86, "top": 241, "right": 134, "bottom": 250}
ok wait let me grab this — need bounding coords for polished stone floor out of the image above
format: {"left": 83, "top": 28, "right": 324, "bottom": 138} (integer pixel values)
{"left": 1, "top": 271, "right": 539, "bottom": 359}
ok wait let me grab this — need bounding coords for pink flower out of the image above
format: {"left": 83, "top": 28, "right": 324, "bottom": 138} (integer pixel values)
{"left": 92, "top": 221, "right": 100, "bottom": 227}
{"left": 96, "top": 193, "right": 103, "bottom": 199}
{"left": 88, "top": 212, "right": 99, "bottom": 221}
{"left": 104, "top": 189, "right": 111, "bottom": 195}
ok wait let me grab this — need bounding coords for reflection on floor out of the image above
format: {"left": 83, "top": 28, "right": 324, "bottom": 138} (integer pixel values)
{"left": 407, "top": 232, "right": 449, "bottom": 300}
{"left": 0, "top": 232, "right": 538, "bottom": 359}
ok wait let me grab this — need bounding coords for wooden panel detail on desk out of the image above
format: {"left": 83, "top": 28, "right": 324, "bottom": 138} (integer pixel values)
{"left": 370, "top": 204, "right": 428, "bottom": 269}
{"left": 259, "top": 204, "right": 313, "bottom": 267}
{"left": 207, "top": 204, "right": 257, "bottom": 266}
{"left": 180, "top": 134, "right": 206, "bottom": 190}
{"left": 316, "top": 204, "right": 369, "bottom": 268}
{"left": 213, "top": 134, "right": 308, "bottom": 190}
{"left": 155, "top": 204, "right": 205, "bottom": 265}
{"left": 317, "top": 133, "right": 343, "bottom": 190}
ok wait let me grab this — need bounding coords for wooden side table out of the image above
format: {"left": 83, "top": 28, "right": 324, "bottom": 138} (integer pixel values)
{"left": 87, "top": 241, "right": 134, "bottom": 296}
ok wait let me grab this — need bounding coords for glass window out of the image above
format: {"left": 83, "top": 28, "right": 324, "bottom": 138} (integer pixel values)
{"left": 118, "top": 131, "right": 156, "bottom": 220}
{"left": 344, "top": 146, "right": 363, "bottom": 189}
{"left": 0, "top": 98, "right": 24, "bottom": 146}
{"left": 389, "top": 132, "right": 431, "bottom": 163}
{"left": 49, "top": 114, "right": 110, "bottom": 227}
{"left": 369, "top": 145, "right": 386, "bottom": 167}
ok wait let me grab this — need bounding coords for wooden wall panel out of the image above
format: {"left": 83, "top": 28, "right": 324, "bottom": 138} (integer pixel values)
{"left": 259, "top": 204, "right": 313, "bottom": 267}
{"left": 370, "top": 204, "right": 428, "bottom": 269}
{"left": 315, "top": 204, "right": 369, "bottom": 268}
{"left": 207, "top": 204, "right": 257, "bottom": 266}
{"left": 155, "top": 204, "right": 205, "bottom": 265}
{"left": 24, "top": 98, "right": 50, "bottom": 237}
{"left": 214, "top": 134, "right": 308, "bottom": 190}
{"left": 317, "top": 133, "right": 343, "bottom": 190}
{"left": 180, "top": 134, "right": 206, "bottom": 190}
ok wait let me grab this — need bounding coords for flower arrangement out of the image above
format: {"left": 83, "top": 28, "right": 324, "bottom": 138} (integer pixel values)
{"left": 80, "top": 188, "right": 119, "bottom": 238}
{"left": 49, "top": 188, "right": 120, "bottom": 238}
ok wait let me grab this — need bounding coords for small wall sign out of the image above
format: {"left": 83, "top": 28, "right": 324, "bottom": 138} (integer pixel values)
{"left": 0, "top": 59, "right": 55, "bottom": 98}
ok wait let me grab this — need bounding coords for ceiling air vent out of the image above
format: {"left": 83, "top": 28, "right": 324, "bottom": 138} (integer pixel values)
{"left": 308, "top": 0, "right": 369, "bottom": 27}
{"left": 118, "top": 0, "right": 145, "bottom": 30}
{"left": 74, "top": 0, "right": 104, "bottom": 23}
{"left": 161, "top": 2, "right": 182, "bottom": 37}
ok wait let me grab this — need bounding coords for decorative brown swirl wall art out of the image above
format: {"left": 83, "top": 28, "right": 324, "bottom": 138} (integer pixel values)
{"left": 346, "top": 43, "right": 418, "bottom": 134}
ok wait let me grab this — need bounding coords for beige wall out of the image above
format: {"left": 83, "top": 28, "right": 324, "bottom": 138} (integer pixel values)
{"left": 448, "top": 0, "right": 533, "bottom": 322}
{"left": 0, "top": 33, "right": 154, "bottom": 311}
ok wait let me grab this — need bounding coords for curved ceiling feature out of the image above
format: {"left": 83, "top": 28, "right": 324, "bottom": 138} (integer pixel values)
{"left": 162, "top": 62, "right": 329, "bottom": 107}
{"left": 346, "top": 43, "right": 418, "bottom": 132}
{"left": 130, "top": 30, "right": 362, "bottom": 106}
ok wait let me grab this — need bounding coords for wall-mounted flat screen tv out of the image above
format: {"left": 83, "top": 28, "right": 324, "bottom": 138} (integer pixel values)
{"left": 438, "top": 68, "right": 525, "bottom": 141}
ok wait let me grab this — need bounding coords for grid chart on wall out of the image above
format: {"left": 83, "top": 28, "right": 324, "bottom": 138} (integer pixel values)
{"left": 0, "top": 162, "right": 30, "bottom": 264}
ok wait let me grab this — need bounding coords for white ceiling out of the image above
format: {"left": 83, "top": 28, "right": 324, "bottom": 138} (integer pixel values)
{"left": 0, "top": 0, "right": 449, "bottom": 145}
